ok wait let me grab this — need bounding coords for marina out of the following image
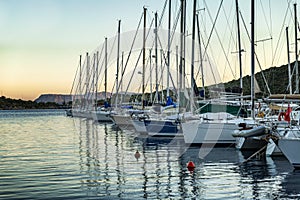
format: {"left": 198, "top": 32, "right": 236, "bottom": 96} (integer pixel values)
{"left": 1, "top": 110, "right": 300, "bottom": 199}
{"left": 3, "top": 0, "right": 300, "bottom": 199}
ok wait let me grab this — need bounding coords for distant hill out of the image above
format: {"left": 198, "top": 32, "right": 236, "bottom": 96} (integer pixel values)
{"left": 34, "top": 92, "right": 112, "bottom": 104}
{"left": 223, "top": 61, "right": 295, "bottom": 97}
{"left": 35, "top": 94, "right": 71, "bottom": 105}
{"left": 36, "top": 61, "right": 295, "bottom": 105}
{"left": 0, "top": 96, "right": 62, "bottom": 110}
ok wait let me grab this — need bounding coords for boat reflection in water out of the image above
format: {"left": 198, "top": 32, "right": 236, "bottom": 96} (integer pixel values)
{"left": 2, "top": 110, "right": 300, "bottom": 199}
{"left": 74, "top": 118, "right": 299, "bottom": 199}
{"left": 281, "top": 170, "right": 300, "bottom": 198}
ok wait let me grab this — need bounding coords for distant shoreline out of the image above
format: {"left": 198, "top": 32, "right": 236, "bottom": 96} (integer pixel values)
{"left": 0, "top": 108, "right": 68, "bottom": 111}
{"left": 0, "top": 96, "right": 71, "bottom": 110}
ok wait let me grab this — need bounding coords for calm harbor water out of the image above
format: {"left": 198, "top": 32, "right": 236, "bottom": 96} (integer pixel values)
{"left": 1, "top": 110, "right": 300, "bottom": 199}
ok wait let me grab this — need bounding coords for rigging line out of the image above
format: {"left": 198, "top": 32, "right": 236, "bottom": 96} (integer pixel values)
{"left": 119, "top": 12, "right": 169, "bottom": 101}
{"left": 143, "top": 9, "right": 180, "bottom": 94}
{"left": 194, "top": 2, "right": 219, "bottom": 85}
{"left": 106, "top": 34, "right": 117, "bottom": 72}
{"left": 139, "top": 50, "right": 152, "bottom": 97}
{"left": 87, "top": 54, "right": 97, "bottom": 102}
{"left": 202, "top": 0, "right": 223, "bottom": 57}
{"left": 194, "top": 13, "right": 218, "bottom": 85}
{"left": 259, "top": 0, "right": 274, "bottom": 68}
{"left": 156, "top": 27, "right": 178, "bottom": 94}
{"left": 95, "top": 44, "right": 106, "bottom": 94}
{"left": 253, "top": 48, "right": 272, "bottom": 95}
{"left": 70, "top": 59, "right": 80, "bottom": 96}
{"left": 263, "top": 41, "right": 266, "bottom": 69}
{"left": 204, "top": 0, "right": 236, "bottom": 80}
{"left": 88, "top": 56, "right": 97, "bottom": 99}
{"left": 97, "top": 43, "right": 105, "bottom": 68}
{"left": 95, "top": 43, "right": 105, "bottom": 78}
{"left": 159, "top": 0, "right": 168, "bottom": 25}
{"left": 270, "top": 4, "right": 290, "bottom": 65}
{"left": 200, "top": 21, "right": 220, "bottom": 86}
{"left": 123, "top": 18, "right": 155, "bottom": 97}
{"left": 170, "top": 6, "right": 181, "bottom": 46}
{"left": 113, "top": 12, "right": 143, "bottom": 98}
{"left": 289, "top": 62, "right": 297, "bottom": 93}
{"left": 84, "top": 56, "right": 92, "bottom": 109}
{"left": 118, "top": 6, "right": 169, "bottom": 100}
{"left": 107, "top": 24, "right": 123, "bottom": 100}
{"left": 165, "top": 6, "right": 182, "bottom": 93}
{"left": 161, "top": 31, "right": 179, "bottom": 93}
{"left": 122, "top": 19, "right": 169, "bottom": 98}
{"left": 259, "top": 0, "right": 272, "bottom": 37}
{"left": 145, "top": 0, "right": 167, "bottom": 30}
{"left": 194, "top": 14, "right": 205, "bottom": 83}
{"left": 286, "top": 0, "right": 294, "bottom": 17}
{"left": 269, "top": 0, "right": 274, "bottom": 67}
{"left": 119, "top": 5, "right": 167, "bottom": 98}
{"left": 220, "top": 2, "right": 237, "bottom": 81}
{"left": 240, "top": 10, "right": 272, "bottom": 95}
{"left": 73, "top": 61, "right": 83, "bottom": 97}
{"left": 201, "top": 0, "right": 231, "bottom": 83}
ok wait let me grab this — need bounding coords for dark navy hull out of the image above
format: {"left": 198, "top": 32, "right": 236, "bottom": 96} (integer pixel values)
{"left": 144, "top": 119, "right": 182, "bottom": 137}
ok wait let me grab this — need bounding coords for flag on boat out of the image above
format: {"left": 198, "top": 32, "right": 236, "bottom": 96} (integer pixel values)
{"left": 284, "top": 104, "right": 292, "bottom": 122}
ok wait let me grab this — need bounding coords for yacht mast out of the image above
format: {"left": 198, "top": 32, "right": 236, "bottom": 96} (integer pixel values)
{"left": 190, "top": 0, "right": 197, "bottom": 113}
{"left": 235, "top": 0, "right": 243, "bottom": 93}
{"left": 85, "top": 52, "right": 89, "bottom": 111}
{"left": 142, "top": 7, "right": 147, "bottom": 109}
{"left": 196, "top": 14, "right": 205, "bottom": 99}
{"left": 79, "top": 55, "right": 82, "bottom": 110}
{"left": 176, "top": 45, "right": 179, "bottom": 105}
{"left": 92, "top": 53, "right": 96, "bottom": 110}
{"left": 95, "top": 51, "right": 99, "bottom": 110}
{"left": 121, "top": 51, "right": 124, "bottom": 103}
{"left": 179, "top": 0, "right": 185, "bottom": 109}
{"left": 294, "top": 3, "right": 299, "bottom": 94}
{"left": 286, "top": 27, "right": 293, "bottom": 94}
{"left": 251, "top": 0, "right": 255, "bottom": 119}
{"left": 167, "top": 0, "right": 171, "bottom": 98}
{"left": 161, "top": 49, "right": 164, "bottom": 103}
{"left": 149, "top": 49, "right": 153, "bottom": 103}
{"left": 105, "top": 37, "right": 108, "bottom": 103}
{"left": 155, "top": 12, "right": 159, "bottom": 104}
{"left": 183, "top": 0, "right": 186, "bottom": 90}
{"left": 116, "top": 20, "right": 121, "bottom": 108}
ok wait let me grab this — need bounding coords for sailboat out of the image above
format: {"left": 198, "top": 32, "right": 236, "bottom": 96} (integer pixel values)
{"left": 181, "top": 0, "right": 254, "bottom": 146}
{"left": 111, "top": 8, "right": 150, "bottom": 129}
{"left": 278, "top": 134, "right": 300, "bottom": 169}
{"left": 92, "top": 38, "right": 113, "bottom": 122}
{"left": 239, "top": 3, "right": 300, "bottom": 156}
{"left": 132, "top": 0, "right": 184, "bottom": 137}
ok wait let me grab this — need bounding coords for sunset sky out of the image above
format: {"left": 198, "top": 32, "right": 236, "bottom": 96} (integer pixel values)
{"left": 0, "top": 0, "right": 297, "bottom": 100}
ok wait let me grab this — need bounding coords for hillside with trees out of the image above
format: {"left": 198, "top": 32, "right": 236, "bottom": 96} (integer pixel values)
{"left": 0, "top": 62, "right": 295, "bottom": 109}
{"left": 0, "top": 96, "right": 67, "bottom": 110}
{"left": 223, "top": 62, "right": 295, "bottom": 97}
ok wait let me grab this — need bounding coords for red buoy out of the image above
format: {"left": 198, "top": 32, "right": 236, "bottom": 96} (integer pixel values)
{"left": 187, "top": 161, "right": 195, "bottom": 171}
{"left": 135, "top": 150, "right": 141, "bottom": 160}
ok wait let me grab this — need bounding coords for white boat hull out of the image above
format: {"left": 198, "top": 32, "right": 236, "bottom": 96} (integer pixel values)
{"left": 278, "top": 138, "right": 300, "bottom": 169}
{"left": 72, "top": 110, "right": 93, "bottom": 119}
{"left": 92, "top": 111, "right": 112, "bottom": 122}
{"left": 132, "top": 119, "right": 147, "bottom": 133}
{"left": 182, "top": 120, "right": 239, "bottom": 145}
{"left": 111, "top": 115, "right": 133, "bottom": 127}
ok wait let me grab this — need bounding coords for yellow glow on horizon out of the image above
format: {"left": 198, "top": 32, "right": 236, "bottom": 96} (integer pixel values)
{"left": 0, "top": 48, "right": 79, "bottom": 100}
{"left": 0, "top": 0, "right": 295, "bottom": 101}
